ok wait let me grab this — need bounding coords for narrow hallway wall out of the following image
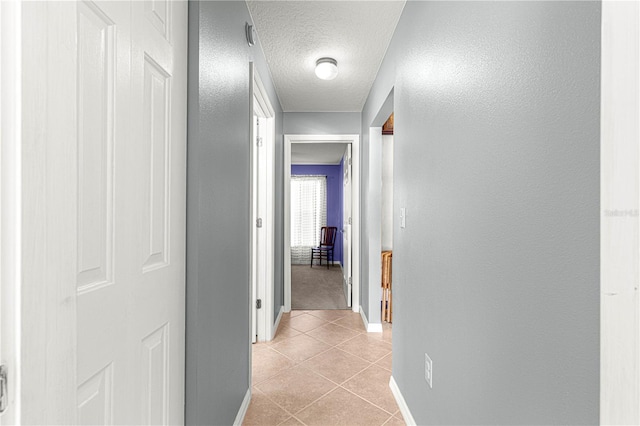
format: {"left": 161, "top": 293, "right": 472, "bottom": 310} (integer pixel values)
{"left": 187, "top": 2, "right": 283, "bottom": 424}
{"left": 283, "top": 112, "right": 361, "bottom": 135}
{"left": 381, "top": 134, "right": 393, "bottom": 251}
{"left": 362, "top": 1, "right": 601, "bottom": 424}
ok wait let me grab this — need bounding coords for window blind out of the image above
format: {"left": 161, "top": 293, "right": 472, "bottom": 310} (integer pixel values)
{"left": 291, "top": 175, "right": 327, "bottom": 264}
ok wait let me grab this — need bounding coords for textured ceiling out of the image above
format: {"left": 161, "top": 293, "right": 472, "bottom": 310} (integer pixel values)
{"left": 247, "top": 1, "right": 406, "bottom": 112}
{"left": 292, "top": 143, "right": 347, "bottom": 165}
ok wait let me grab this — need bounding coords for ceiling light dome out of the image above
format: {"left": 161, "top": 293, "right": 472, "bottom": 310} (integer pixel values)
{"left": 315, "top": 57, "right": 338, "bottom": 80}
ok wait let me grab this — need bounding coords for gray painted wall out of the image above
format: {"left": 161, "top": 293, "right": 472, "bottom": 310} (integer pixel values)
{"left": 187, "top": 2, "right": 283, "bottom": 424}
{"left": 382, "top": 135, "right": 393, "bottom": 251}
{"left": 283, "top": 112, "right": 361, "bottom": 134}
{"left": 362, "top": 1, "right": 600, "bottom": 424}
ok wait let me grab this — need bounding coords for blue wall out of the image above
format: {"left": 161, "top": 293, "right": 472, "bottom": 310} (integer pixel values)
{"left": 291, "top": 164, "right": 343, "bottom": 264}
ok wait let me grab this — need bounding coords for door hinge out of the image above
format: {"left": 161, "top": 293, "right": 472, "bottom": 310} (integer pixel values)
{"left": 348, "top": 217, "right": 352, "bottom": 225}
{"left": 257, "top": 137, "right": 263, "bottom": 147}
{"left": 0, "top": 364, "right": 8, "bottom": 413}
{"left": 348, "top": 158, "right": 352, "bottom": 166}
{"left": 256, "top": 299, "right": 262, "bottom": 309}
{"left": 256, "top": 218, "right": 263, "bottom": 228}
{"left": 348, "top": 277, "right": 352, "bottom": 286}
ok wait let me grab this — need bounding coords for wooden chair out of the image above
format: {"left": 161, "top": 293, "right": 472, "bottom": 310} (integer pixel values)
{"left": 310, "top": 226, "right": 338, "bottom": 269}
{"left": 381, "top": 251, "right": 393, "bottom": 322}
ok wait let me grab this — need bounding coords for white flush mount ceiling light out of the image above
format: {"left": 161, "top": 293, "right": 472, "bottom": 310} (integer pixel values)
{"left": 315, "top": 57, "right": 338, "bottom": 80}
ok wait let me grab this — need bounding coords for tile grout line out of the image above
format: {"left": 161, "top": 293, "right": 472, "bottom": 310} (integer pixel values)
{"left": 250, "top": 311, "right": 395, "bottom": 426}
{"left": 268, "top": 339, "right": 335, "bottom": 366}
{"left": 333, "top": 343, "right": 390, "bottom": 364}
{"left": 337, "top": 381, "right": 399, "bottom": 417}
{"left": 296, "top": 325, "right": 397, "bottom": 417}
{"left": 256, "top": 366, "right": 341, "bottom": 422}
{"left": 266, "top": 317, "right": 391, "bottom": 381}
{"left": 255, "top": 323, "right": 363, "bottom": 419}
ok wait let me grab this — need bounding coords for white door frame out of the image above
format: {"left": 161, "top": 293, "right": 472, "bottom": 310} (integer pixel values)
{"left": 342, "top": 144, "right": 353, "bottom": 307}
{"left": 1, "top": 1, "right": 22, "bottom": 422}
{"left": 365, "top": 89, "right": 393, "bottom": 328}
{"left": 600, "top": 1, "right": 639, "bottom": 424}
{"left": 1, "top": 3, "right": 78, "bottom": 423}
{"left": 284, "top": 134, "right": 360, "bottom": 313}
{"left": 249, "top": 63, "right": 275, "bottom": 342}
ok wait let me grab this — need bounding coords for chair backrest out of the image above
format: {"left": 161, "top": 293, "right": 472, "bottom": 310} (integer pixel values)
{"left": 320, "top": 226, "right": 338, "bottom": 247}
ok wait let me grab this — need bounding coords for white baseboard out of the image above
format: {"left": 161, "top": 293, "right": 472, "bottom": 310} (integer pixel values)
{"left": 368, "top": 322, "right": 383, "bottom": 332}
{"left": 359, "top": 305, "right": 368, "bottom": 329}
{"left": 233, "top": 387, "right": 251, "bottom": 426}
{"left": 271, "top": 305, "right": 285, "bottom": 340}
{"left": 389, "top": 376, "right": 416, "bottom": 426}
{"left": 359, "top": 305, "right": 383, "bottom": 333}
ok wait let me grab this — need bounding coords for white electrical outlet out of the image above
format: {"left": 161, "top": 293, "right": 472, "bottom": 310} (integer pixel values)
{"left": 425, "top": 353, "right": 433, "bottom": 388}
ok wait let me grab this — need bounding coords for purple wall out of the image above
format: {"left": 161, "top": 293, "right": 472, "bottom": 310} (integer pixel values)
{"left": 292, "top": 164, "right": 343, "bottom": 264}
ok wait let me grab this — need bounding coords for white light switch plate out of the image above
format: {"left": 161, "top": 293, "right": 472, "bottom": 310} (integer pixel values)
{"left": 400, "top": 207, "right": 406, "bottom": 229}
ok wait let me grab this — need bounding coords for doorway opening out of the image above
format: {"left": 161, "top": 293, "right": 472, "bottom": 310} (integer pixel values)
{"left": 289, "top": 145, "right": 347, "bottom": 310}
{"left": 363, "top": 87, "right": 394, "bottom": 332}
{"left": 284, "top": 135, "right": 360, "bottom": 315}
{"left": 380, "top": 113, "right": 394, "bottom": 323}
{"left": 250, "top": 64, "right": 275, "bottom": 343}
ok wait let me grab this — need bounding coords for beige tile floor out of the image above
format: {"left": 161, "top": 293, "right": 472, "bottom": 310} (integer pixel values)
{"left": 244, "top": 310, "right": 403, "bottom": 426}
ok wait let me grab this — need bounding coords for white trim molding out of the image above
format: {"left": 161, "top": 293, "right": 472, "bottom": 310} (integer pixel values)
{"left": 360, "top": 305, "right": 383, "bottom": 333}
{"left": 233, "top": 388, "right": 252, "bottom": 426}
{"left": 271, "top": 305, "right": 285, "bottom": 339}
{"left": 389, "top": 376, "right": 416, "bottom": 426}
{"left": 600, "top": 1, "right": 640, "bottom": 424}
{"left": 0, "top": 1, "right": 23, "bottom": 422}
{"left": 249, "top": 63, "right": 276, "bottom": 343}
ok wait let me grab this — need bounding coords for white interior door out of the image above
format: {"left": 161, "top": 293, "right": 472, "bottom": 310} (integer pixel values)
{"left": 251, "top": 114, "right": 264, "bottom": 344}
{"left": 343, "top": 145, "right": 353, "bottom": 307}
{"left": 251, "top": 115, "right": 257, "bottom": 343}
{"left": 0, "top": 1, "right": 186, "bottom": 423}
{"left": 75, "top": 1, "right": 187, "bottom": 424}
{"left": 256, "top": 115, "right": 268, "bottom": 340}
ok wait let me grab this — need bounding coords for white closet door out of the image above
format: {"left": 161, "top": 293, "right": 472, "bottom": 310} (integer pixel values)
{"left": 15, "top": 1, "right": 190, "bottom": 424}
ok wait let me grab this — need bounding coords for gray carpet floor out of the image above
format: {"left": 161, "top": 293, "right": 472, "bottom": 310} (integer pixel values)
{"left": 291, "top": 264, "right": 348, "bottom": 310}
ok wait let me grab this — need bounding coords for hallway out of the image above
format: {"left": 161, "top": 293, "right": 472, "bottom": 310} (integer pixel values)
{"left": 2, "top": 0, "right": 634, "bottom": 424}
{"left": 245, "top": 310, "right": 400, "bottom": 426}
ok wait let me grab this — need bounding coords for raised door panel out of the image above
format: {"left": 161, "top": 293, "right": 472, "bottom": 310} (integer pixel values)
{"left": 145, "top": 0, "right": 170, "bottom": 42}
{"left": 142, "top": 55, "right": 171, "bottom": 272}
{"left": 76, "top": 0, "right": 133, "bottom": 422}
{"left": 141, "top": 324, "right": 169, "bottom": 425}
{"left": 76, "top": 0, "right": 115, "bottom": 294}
{"left": 77, "top": 363, "right": 114, "bottom": 425}
{"left": 131, "top": 1, "right": 187, "bottom": 424}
